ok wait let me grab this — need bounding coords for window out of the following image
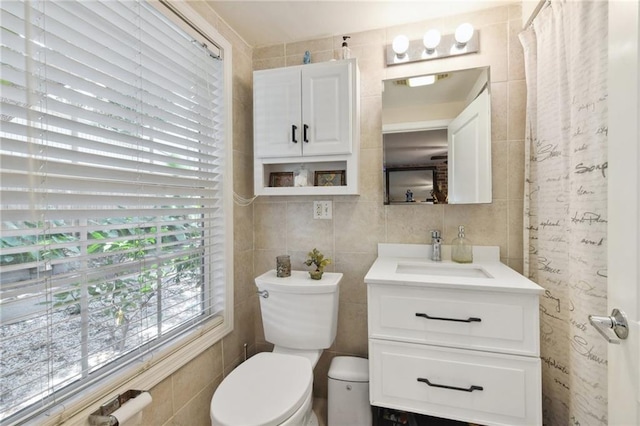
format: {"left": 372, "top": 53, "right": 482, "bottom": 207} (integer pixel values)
{"left": 0, "top": 1, "right": 232, "bottom": 423}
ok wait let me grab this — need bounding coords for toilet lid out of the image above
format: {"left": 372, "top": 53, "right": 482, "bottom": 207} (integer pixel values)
{"left": 211, "top": 352, "right": 313, "bottom": 426}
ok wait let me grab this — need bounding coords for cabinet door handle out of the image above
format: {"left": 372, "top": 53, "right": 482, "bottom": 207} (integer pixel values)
{"left": 417, "top": 377, "right": 483, "bottom": 393}
{"left": 292, "top": 125, "right": 298, "bottom": 143}
{"left": 303, "top": 124, "right": 309, "bottom": 143}
{"left": 415, "top": 312, "right": 481, "bottom": 323}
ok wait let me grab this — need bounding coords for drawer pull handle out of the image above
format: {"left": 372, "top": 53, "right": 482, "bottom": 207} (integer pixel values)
{"left": 417, "top": 377, "right": 484, "bottom": 393}
{"left": 415, "top": 312, "right": 481, "bottom": 323}
{"left": 292, "top": 125, "right": 298, "bottom": 143}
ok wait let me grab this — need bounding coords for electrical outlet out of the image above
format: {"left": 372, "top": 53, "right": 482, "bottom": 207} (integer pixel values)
{"left": 313, "top": 201, "right": 332, "bottom": 219}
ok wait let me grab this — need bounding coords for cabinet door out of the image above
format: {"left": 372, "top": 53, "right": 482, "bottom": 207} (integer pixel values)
{"left": 447, "top": 87, "right": 491, "bottom": 203}
{"left": 368, "top": 285, "right": 540, "bottom": 356}
{"left": 254, "top": 67, "right": 302, "bottom": 158}
{"left": 301, "top": 61, "right": 352, "bottom": 156}
{"left": 369, "top": 340, "right": 542, "bottom": 426}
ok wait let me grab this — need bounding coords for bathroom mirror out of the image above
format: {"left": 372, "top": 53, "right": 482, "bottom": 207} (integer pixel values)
{"left": 382, "top": 67, "right": 492, "bottom": 204}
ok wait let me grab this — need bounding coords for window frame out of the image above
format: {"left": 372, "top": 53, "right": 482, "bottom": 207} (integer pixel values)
{"left": 14, "top": 1, "right": 235, "bottom": 424}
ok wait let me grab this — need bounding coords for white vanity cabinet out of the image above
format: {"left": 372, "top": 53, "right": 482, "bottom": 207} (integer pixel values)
{"left": 366, "top": 244, "right": 543, "bottom": 426}
{"left": 253, "top": 59, "right": 360, "bottom": 196}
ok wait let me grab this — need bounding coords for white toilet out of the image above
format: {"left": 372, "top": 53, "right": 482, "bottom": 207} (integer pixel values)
{"left": 210, "top": 269, "right": 342, "bottom": 426}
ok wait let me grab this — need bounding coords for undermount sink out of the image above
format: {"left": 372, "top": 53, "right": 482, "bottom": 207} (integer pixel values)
{"left": 395, "top": 261, "right": 493, "bottom": 279}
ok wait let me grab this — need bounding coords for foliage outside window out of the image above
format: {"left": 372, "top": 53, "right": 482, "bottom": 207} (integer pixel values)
{"left": 0, "top": 1, "right": 228, "bottom": 423}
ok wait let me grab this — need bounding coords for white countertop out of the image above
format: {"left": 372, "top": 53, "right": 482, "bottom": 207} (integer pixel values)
{"left": 365, "top": 244, "right": 544, "bottom": 295}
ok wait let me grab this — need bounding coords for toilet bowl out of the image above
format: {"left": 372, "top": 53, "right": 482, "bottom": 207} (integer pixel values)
{"left": 210, "top": 270, "right": 342, "bottom": 426}
{"left": 210, "top": 352, "right": 314, "bottom": 426}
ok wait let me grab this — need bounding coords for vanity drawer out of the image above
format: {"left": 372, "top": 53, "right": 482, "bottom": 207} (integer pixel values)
{"left": 369, "top": 340, "right": 542, "bottom": 426}
{"left": 368, "top": 285, "right": 539, "bottom": 356}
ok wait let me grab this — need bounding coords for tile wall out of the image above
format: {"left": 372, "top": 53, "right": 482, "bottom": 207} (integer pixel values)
{"left": 137, "top": 2, "right": 526, "bottom": 424}
{"left": 252, "top": 4, "right": 526, "bottom": 399}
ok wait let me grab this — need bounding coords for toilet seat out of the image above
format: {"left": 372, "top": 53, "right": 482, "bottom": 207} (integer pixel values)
{"left": 210, "top": 352, "right": 313, "bottom": 426}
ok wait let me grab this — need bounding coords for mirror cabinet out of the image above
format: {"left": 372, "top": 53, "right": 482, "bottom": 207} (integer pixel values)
{"left": 382, "top": 67, "right": 492, "bottom": 205}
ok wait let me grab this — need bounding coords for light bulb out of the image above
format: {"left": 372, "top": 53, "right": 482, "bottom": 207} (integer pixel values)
{"left": 392, "top": 35, "right": 410, "bottom": 56}
{"left": 455, "top": 23, "right": 474, "bottom": 46}
{"left": 423, "top": 29, "right": 441, "bottom": 51}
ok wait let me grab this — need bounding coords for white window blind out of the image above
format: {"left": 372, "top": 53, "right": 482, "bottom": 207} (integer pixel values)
{"left": 0, "top": 0, "right": 227, "bottom": 423}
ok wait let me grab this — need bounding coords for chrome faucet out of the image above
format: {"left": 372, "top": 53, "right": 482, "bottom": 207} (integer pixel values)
{"left": 431, "top": 230, "right": 442, "bottom": 262}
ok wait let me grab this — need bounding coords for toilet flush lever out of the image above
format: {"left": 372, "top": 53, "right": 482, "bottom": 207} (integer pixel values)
{"left": 257, "top": 289, "right": 269, "bottom": 298}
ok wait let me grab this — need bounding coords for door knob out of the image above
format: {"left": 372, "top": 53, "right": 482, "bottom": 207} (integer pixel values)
{"left": 588, "top": 308, "right": 629, "bottom": 344}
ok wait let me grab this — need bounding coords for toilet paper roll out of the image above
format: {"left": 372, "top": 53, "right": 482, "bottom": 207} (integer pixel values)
{"left": 110, "top": 391, "right": 152, "bottom": 425}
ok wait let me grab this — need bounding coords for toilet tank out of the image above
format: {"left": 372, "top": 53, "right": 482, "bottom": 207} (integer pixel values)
{"left": 256, "top": 270, "right": 341, "bottom": 349}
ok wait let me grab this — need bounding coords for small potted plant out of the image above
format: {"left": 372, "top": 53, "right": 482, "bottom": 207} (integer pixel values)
{"left": 304, "top": 248, "right": 331, "bottom": 280}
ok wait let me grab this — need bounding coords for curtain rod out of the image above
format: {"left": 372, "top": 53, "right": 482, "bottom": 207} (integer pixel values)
{"left": 524, "top": 0, "right": 551, "bottom": 29}
{"left": 158, "top": 0, "right": 222, "bottom": 58}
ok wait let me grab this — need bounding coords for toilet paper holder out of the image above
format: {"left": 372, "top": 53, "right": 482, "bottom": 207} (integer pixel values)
{"left": 89, "top": 389, "right": 147, "bottom": 426}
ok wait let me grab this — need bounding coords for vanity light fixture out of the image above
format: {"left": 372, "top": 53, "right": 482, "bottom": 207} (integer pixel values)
{"left": 386, "top": 23, "right": 479, "bottom": 66}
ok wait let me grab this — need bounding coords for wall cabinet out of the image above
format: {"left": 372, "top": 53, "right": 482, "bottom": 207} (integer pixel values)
{"left": 253, "top": 59, "right": 359, "bottom": 196}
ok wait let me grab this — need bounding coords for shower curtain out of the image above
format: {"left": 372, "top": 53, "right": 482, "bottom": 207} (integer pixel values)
{"left": 520, "top": 1, "right": 609, "bottom": 424}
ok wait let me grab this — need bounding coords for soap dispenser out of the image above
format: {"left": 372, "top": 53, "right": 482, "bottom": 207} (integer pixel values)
{"left": 451, "top": 225, "right": 473, "bottom": 263}
{"left": 341, "top": 36, "right": 351, "bottom": 59}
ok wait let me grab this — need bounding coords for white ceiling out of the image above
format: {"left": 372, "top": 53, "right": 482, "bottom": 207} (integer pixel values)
{"left": 208, "top": 0, "right": 520, "bottom": 47}
{"left": 383, "top": 67, "right": 485, "bottom": 109}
